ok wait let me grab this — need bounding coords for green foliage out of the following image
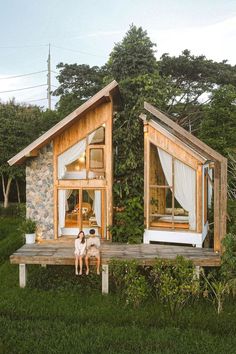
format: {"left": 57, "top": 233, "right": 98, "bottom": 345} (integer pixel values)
{"left": 110, "top": 259, "right": 150, "bottom": 307}
{"left": 2, "top": 220, "right": 236, "bottom": 352}
{"left": 54, "top": 63, "right": 106, "bottom": 116}
{"left": 228, "top": 201, "right": 236, "bottom": 234}
{"left": 0, "top": 203, "right": 25, "bottom": 217}
{"left": 110, "top": 197, "right": 144, "bottom": 243}
{"left": 0, "top": 102, "right": 60, "bottom": 206}
{"left": 0, "top": 217, "right": 23, "bottom": 265}
{"left": 107, "top": 25, "right": 157, "bottom": 81}
{"left": 159, "top": 50, "right": 236, "bottom": 129}
{"left": 19, "top": 217, "right": 37, "bottom": 234}
{"left": 199, "top": 85, "right": 236, "bottom": 157}
{"left": 201, "top": 233, "right": 236, "bottom": 315}
{"left": 201, "top": 270, "right": 230, "bottom": 315}
{"left": 28, "top": 265, "right": 101, "bottom": 292}
{"left": 150, "top": 256, "right": 199, "bottom": 318}
{"left": 221, "top": 233, "right": 236, "bottom": 281}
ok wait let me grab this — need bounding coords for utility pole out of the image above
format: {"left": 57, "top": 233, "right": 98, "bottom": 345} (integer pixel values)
{"left": 47, "top": 43, "right": 51, "bottom": 110}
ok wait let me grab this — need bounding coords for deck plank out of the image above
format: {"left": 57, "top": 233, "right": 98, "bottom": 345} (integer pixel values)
{"left": 10, "top": 241, "right": 221, "bottom": 267}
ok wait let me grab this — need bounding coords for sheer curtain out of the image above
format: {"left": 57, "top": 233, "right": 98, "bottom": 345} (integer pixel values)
{"left": 86, "top": 190, "right": 101, "bottom": 227}
{"left": 157, "top": 148, "right": 172, "bottom": 186}
{"left": 94, "top": 191, "right": 101, "bottom": 227}
{"left": 174, "top": 159, "right": 196, "bottom": 230}
{"left": 208, "top": 168, "right": 213, "bottom": 208}
{"left": 58, "top": 139, "right": 86, "bottom": 179}
{"left": 57, "top": 131, "right": 96, "bottom": 179}
{"left": 157, "top": 148, "right": 196, "bottom": 230}
{"left": 58, "top": 189, "right": 73, "bottom": 236}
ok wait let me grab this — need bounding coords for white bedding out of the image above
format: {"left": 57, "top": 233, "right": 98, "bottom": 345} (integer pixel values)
{"left": 158, "top": 215, "right": 189, "bottom": 223}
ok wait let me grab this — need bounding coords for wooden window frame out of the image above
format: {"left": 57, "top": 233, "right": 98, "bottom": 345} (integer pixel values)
{"left": 86, "top": 145, "right": 105, "bottom": 172}
{"left": 148, "top": 143, "right": 196, "bottom": 231}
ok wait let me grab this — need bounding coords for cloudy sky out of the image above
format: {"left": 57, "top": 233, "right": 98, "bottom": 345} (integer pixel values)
{"left": 0, "top": 0, "right": 235, "bottom": 109}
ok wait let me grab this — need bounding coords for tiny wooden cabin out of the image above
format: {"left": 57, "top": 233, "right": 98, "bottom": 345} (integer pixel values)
{"left": 8, "top": 82, "right": 227, "bottom": 253}
{"left": 141, "top": 102, "right": 227, "bottom": 252}
{"left": 8, "top": 81, "right": 120, "bottom": 240}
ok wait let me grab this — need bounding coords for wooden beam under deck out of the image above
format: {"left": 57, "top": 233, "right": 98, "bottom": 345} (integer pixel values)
{"left": 10, "top": 242, "right": 221, "bottom": 267}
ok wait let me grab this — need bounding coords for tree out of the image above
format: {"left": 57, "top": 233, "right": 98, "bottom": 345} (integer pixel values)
{"left": 0, "top": 102, "right": 60, "bottom": 207}
{"left": 106, "top": 24, "right": 157, "bottom": 81}
{"left": 158, "top": 50, "right": 236, "bottom": 131}
{"left": 53, "top": 63, "right": 106, "bottom": 117}
{"left": 107, "top": 25, "right": 171, "bottom": 204}
{"left": 198, "top": 85, "right": 236, "bottom": 157}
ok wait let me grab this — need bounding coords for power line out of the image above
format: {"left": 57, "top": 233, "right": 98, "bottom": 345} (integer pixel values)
{"left": 0, "top": 70, "right": 47, "bottom": 80}
{"left": 24, "top": 97, "right": 48, "bottom": 103}
{"left": 51, "top": 44, "right": 106, "bottom": 58}
{"left": 0, "top": 84, "right": 47, "bottom": 94}
{"left": 0, "top": 44, "right": 48, "bottom": 49}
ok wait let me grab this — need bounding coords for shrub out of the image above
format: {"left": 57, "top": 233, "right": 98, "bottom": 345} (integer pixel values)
{"left": 0, "top": 203, "right": 25, "bottom": 217}
{"left": 110, "top": 197, "right": 144, "bottom": 243}
{"left": 150, "top": 256, "right": 199, "bottom": 318}
{"left": 110, "top": 259, "right": 150, "bottom": 307}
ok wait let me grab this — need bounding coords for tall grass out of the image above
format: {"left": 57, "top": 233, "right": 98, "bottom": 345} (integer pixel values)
{"left": 0, "top": 217, "right": 236, "bottom": 354}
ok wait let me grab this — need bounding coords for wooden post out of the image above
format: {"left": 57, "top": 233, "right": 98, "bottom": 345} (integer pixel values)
{"left": 220, "top": 159, "right": 227, "bottom": 249}
{"left": 214, "top": 162, "right": 221, "bottom": 252}
{"left": 102, "top": 264, "right": 109, "bottom": 294}
{"left": 196, "top": 165, "right": 202, "bottom": 233}
{"left": 106, "top": 102, "right": 113, "bottom": 240}
{"left": 19, "top": 264, "right": 27, "bottom": 288}
{"left": 143, "top": 119, "right": 148, "bottom": 228}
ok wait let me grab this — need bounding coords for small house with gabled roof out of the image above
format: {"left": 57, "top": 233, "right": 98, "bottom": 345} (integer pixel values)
{"left": 8, "top": 83, "right": 227, "bottom": 253}
{"left": 141, "top": 102, "right": 227, "bottom": 252}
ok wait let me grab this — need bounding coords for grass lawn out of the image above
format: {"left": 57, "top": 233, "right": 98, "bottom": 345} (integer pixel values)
{"left": 1, "top": 217, "right": 236, "bottom": 354}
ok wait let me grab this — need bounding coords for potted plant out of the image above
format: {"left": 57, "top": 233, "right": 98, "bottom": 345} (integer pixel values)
{"left": 20, "top": 218, "right": 37, "bottom": 244}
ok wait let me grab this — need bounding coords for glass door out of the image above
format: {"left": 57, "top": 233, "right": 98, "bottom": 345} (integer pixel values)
{"left": 58, "top": 188, "right": 105, "bottom": 238}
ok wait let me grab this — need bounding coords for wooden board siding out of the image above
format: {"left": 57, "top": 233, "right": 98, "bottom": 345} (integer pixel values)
{"left": 53, "top": 100, "right": 113, "bottom": 240}
{"left": 143, "top": 122, "right": 148, "bottom": 228}
{"left": 214, "top": 162, "right": 220, "bottom": 252}
{"left": 10, "top": 241, "right": 221, "bottom": 267}
{"left": 148, "top": 125, "right": 200, "bottom": 170}
{"left": 53, "top": 102, "right": 111, "bottom": 157}
{"left": 144, "top": 102, "right": 226, "bottom": 164}
{"left": 196, "top": 165, "right": 203, "bottom": 233}
{"left": 8, "top": 80, "right": 119, "bottom": 166}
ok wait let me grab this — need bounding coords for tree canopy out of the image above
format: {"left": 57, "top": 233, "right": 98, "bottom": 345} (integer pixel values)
{"left": 1, "top": 24, "right": 235, "bottom": 234}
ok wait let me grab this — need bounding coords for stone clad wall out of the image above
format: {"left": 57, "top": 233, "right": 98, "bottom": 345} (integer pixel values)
{"left": 26, "top": 143, "right": 54, "bottom": 239}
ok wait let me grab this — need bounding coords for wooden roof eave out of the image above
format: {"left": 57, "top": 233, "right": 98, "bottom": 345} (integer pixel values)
{"left": 144, "top": 102, "right": 227, "bottom": 164}
{"left": 8, "top": 80, "right": 119, "bottom": 166}
{"left": 140, "top": 113, "right": 207, "bottom": 165}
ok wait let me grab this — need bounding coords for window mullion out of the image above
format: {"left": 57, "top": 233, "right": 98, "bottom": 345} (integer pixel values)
{"left": 172, "top": 158, "right": 175, "bottom": 229}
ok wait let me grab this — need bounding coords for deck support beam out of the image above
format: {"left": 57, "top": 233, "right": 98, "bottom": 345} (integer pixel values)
{"left": 19, "top": 264, "right": 27, "bottom": 288}
{"left": 102, "top": 264, "right": 109, "bottom": 294}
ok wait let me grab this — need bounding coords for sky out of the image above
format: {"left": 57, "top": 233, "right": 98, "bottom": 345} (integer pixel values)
{"left": 0, "top": 0, "right": 235, "bottom": 109}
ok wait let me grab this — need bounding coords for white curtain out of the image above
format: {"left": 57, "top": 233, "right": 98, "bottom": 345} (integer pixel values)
{"left": 208, "top": 169, "right": 213, "bottom": 208}
{"left": 94, "top": 191, "right": 102, "bottom": 227}
{"left": 157, "top": 148, "right": 172, "bottom": 187}
{"left": 86, "top": 190, "right": 101, "bottom": 227}
{"left": 174, "top": 159, "right": 196, "bottom": 230}
{"left": 58, "top": 139, "right": 86, "bottom": 179}
{"left": 57, "top": 131, "right": 96, "bottom": 179}
{"left": 58, "top": 189, "right": 73, "bottom": 236}
{"left": 157, "top": 148, "right": 196, "bottom": 231}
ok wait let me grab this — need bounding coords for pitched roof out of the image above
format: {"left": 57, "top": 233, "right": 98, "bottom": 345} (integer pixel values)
{"left": 141, "top": 102, "right": 227, "bottom": 163}
{"left": 8, "top": 80, "right": 119, "bottom": 166}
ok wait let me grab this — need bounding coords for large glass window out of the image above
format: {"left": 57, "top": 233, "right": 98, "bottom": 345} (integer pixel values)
{"left": 59, "top": 188, "right": 103, "bottom": 236}
{"left": 148, "top": 143, "right": 196, "bottom": 231}
{"left": 58, "top": 125, "right": 105, "bottom": 180}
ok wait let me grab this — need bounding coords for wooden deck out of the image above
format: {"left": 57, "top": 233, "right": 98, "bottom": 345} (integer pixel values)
{"left": 10, "top": 240, "right": 221, "bottom": 267}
